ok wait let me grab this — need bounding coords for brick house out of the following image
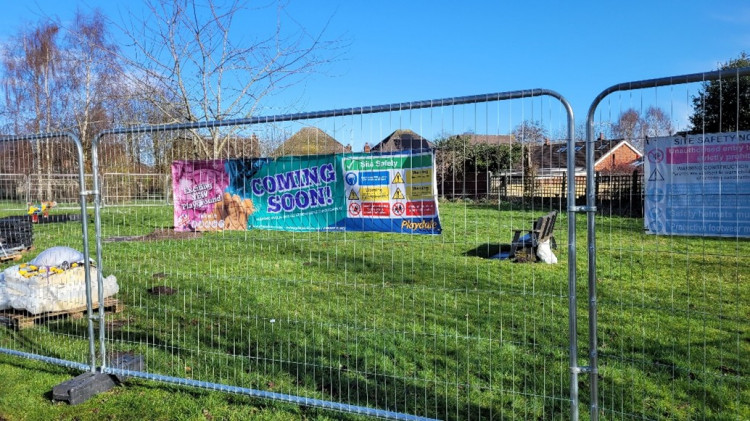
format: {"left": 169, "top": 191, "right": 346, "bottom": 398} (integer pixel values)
{"left": 527, "top": 138, "right": 642, "bottom": 176}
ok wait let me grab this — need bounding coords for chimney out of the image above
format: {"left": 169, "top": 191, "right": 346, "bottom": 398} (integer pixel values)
{"left": 598, "top": 132, "right": 605, "bottom": 141}
{"left": 344, "top": 144, "right": 352, "bottom": 153}
{"left": 544, "top": 138, "right": 550, "bottom": 146}
{"left": 364, "top": 142, "right": 371, "bottom": 153}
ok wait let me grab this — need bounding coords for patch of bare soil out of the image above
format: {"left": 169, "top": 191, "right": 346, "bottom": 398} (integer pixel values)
{"left": 148, "top": 286, "right": 177, "bottom": 296}
{"left": 105, "top": 228, "right": 202, "bottom": 242}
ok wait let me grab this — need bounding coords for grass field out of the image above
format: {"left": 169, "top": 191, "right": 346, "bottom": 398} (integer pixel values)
{"left": 0, "top": 201, "right": 747, "bottom": 420}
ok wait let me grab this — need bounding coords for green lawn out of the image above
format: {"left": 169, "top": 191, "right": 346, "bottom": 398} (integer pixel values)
{"left": 0, "top": 202, "right": 747, "bottom": 420}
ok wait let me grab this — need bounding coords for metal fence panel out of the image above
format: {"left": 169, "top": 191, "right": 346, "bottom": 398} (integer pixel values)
{"left": 90, "top": 90, "right": 580, "bottom": 419}
{"left": 101, "top": 173, "right": 171, "bottom": 206}
{"left": 0, "top": 174, "right": 27, "bottom": 206}
{"left": 0, "top": 132, "right": 97, "bottom": 375}
{"left": 26, "top": 174, "right": 94, "bottom": 208}
{"left": 585, "top": 68, "right": 750, "bottom": 420}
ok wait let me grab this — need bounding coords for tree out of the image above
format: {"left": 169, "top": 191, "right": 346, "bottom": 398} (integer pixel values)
{"left": 611, "top": 106, "right": 672, "bottom": 150}
{"left": 2, "top": 21, "right": 66, "bottom": 199}
{"left": 643, "top": 106, "right": 673, "bottom": 138}
{"left": 63, "top": 10, "right": 123, "bottom": 171}
{"left": 512, "top": 120, "right": 548, "bottom": 144}
{"left": 434, "top": 133, "right": 522, "bottom": 178}
{"left": 690, "top": 52, "right": 750, "bottom": 133}
{"left": 612, "top": 109, "right": 641, "bottom": 140}
{"left": 117, "top": 0, "right": 337, "bottom": 159}
{"left": 2, "top": 12, "right": 126, "bottom": 178}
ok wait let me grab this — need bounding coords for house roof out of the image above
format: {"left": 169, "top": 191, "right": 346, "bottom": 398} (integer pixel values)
{"left": 524, "top": 139, "right": 643, "bottom": 172}
{"left": 272, "top": 127, "right": 345, "bottom": 157}
{"left": 370, "top": 129, "right": 434, "bottom": 152}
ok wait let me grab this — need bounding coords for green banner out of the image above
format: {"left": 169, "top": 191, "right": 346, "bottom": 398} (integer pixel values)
{"left": 173, "top": 151, "right": 441, "bottom": 234}
{"left": 227, "top": 155, "right": 345, "bottom": 232}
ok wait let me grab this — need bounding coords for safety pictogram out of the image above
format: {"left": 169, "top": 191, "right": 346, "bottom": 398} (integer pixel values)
{"left": 392, "top": 188, "right": 405, "bottom": 200}
{"left": 348, "top": 189, "right": 359, "bottom": 200}
{"left": 391, "top": 172, "right": 404, "bottom": 184}
{"left": 647, "top": 149, "right": 665, "bottom": 164}
{"left": 392, "top": 202, "right": 405, "bottom": 216}
{"left": 348, "top": 202, "right": 361, "bottom": 216}
{"left": 648, "top": 168, "right": 664, "bottom": 181}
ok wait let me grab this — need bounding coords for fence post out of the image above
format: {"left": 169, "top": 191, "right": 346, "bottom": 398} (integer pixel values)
{"left": 561, "top": 174, "right": 567, "bottom": 213}
{"left": 595, "top": 172, "right": 601, "bottom": 210}
{"left": 164, "top": 173, "right": 171, "bottom": 205}
{"left": 630, "top": 169, "right": 639, "bottom": 217}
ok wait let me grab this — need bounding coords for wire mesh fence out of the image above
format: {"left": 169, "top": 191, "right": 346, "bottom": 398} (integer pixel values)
{"left": 87, "top": 91, "right": 580, "bottom": 420}
{"left": 1, "top": 69, "right": 747, "bottom": 419}
{"left": 585, "top": 69, "right": 750, "bottom": 420}
{"left": 439, "top": 172, "right": 642, "bottom": 218}
{"left": 101, "top": 173, "right": 171, "bottom": 206}
{"left": 0, "top": 133, "right": 97, "bottom": 376}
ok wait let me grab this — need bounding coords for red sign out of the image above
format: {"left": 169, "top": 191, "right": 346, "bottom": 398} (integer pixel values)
{"left": 348, "top": 202, "right": 361, "bottom": 216}
{"left": 363, "top": 202, "right": 390, "bottom": 217}
{"left": 406, "top": 201, "right": 436, "bottom": 216}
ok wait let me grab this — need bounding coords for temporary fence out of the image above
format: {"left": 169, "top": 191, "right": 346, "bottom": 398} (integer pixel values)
{"left": 0, "top": 132, "right": 99, "bottom": 376}
{"left": 584, "top": 67, "right": 750, "bottom": 420}
{"left": 438, "top": 171, "right": 640, "bottom": 218}
{"left": 85, "top": 89, "right": 581, "bottom": 420}
{"left": 1, "top": 68, "right": 747, "bottom": 420}
{"left": 100, "top": 173, "right": 171, "bottom": 206}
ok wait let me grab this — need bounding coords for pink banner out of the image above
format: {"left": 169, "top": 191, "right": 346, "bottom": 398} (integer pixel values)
{"left": 667, "top": 144, "right": 750, "bottom": 164}
{"left": 172, "top": 160, "right": 231, "bottom": 231}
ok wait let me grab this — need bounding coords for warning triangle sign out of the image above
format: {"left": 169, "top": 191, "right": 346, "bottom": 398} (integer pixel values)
{"left": 348, "top": 189, "right": 359, "bottom": 200}
{"left": 391, "top": 172, "right": 404, "bottom": 184}
{"left": 392, "top": 188, "right": 405, "bottom": 200}
{"left": 648, "top": 168, "right": 664, "bottom": 181}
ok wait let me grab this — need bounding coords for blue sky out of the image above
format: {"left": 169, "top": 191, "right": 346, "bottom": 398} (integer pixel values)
{"left": 1, "top": 0, "right": 749, "bottom": 139}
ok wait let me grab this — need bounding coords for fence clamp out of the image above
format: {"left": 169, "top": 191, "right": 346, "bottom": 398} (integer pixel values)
{"left": 80, "top": 190, "right": 98, "bottom": 197}
{"left": 568, "top": 205, "right": 597, "bottom": 213}
{"left": 571, "top": 366, "right": 596, "bottom": 374}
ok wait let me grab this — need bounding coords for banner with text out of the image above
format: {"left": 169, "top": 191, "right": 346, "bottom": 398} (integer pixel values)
{"left": 644, "top": 131, "right": 750, "bottom": 237}
{"left": 172, "top": 151, "right": 441, "bottom": 234}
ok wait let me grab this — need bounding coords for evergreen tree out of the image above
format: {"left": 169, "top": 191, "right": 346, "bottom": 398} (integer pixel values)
{"left": 690, "top": 52, "right": 750, "bottom": 133}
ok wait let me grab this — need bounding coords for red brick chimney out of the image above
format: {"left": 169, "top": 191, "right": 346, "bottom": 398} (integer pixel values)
{"left": 344, "top": 144, "right": 352, "bottom": 153}
{"left": 363, "top": 142, "right": 371, "bottom": 153}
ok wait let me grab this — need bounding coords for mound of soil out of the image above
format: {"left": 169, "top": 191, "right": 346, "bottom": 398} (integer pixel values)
{"left": 148, "top": 286, "right": 177, "bottom": 296}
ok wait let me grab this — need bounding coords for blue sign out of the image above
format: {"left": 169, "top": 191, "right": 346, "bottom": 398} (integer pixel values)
{"left": 358, "top": 171, "right": 389, "bottom": 186}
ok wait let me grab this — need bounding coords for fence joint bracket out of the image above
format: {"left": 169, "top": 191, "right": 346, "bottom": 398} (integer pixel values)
{"left": 80, "top": 190, "right": 98, "bottom": 196}
{"left": 568, "top": 205, "right": 597, "bottom": 213}
{"left": 572, "top": 366, "right": 595, "bottom": 374}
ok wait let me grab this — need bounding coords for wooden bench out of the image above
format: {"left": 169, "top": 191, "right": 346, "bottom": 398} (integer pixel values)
{"left": 509, "top": 210, "right": 558, "bottom": 262}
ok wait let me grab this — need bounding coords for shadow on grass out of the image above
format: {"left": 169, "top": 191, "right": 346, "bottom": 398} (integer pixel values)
{"left": 42, "top": 307, "right": 571, "bottom": 420}
{"left": 463, "top": 243, "right": 511, "bottom": 259}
